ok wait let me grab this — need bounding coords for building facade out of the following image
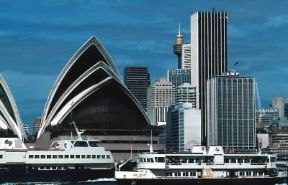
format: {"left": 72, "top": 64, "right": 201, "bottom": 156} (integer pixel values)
{"left": 206, "top": 72, "right": 256, "bottom": 150}
{"left": 176, "top": 83, "right": 197, "bottom": 107}
{"left": 124, "top": 67, "right": 150, "bottom": 111}
{"left": 191, "top": 11, "right": 228, "bottom": 144}
{"left": 167, "top": 69, "right": 191, "bottom": 89}
{"left": 166, "top": 103, "right": 201, "bottom": 152}
{"left": 147, "top": 79, "right": 175, "bottom": 125}
{"left": 181, "top": 44, "right": 191, "bottom": 69}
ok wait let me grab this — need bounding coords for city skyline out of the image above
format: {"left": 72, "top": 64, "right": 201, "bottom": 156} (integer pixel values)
{"left": 0, "top": 0, "right": 287, "bottom": 124}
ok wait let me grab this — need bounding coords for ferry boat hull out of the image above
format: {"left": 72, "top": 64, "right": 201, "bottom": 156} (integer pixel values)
{"left": 117, "top": 177, "right": 286, "bottom": 185}
{"left": 0, "top": 165, "right": 114, "bottom": 182}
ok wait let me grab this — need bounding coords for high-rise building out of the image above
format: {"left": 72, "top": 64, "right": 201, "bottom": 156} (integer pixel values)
{"left": 176, "top": 83, "right": 197, "bottom": 107}
{"left": 191, "top": 11, "right": 228, "bottom": 144}
{"left": 147, "top": 79, "right": 175, "bottom": 125}
{"left": 272, "top": 97, "right": 285, "bottom": 118}
{"left": 173, "top": 24, "right": 184, "bottom": 69}
{"left": 256, "top": 108, "right": 279, "bottom": 125}
{"left": 206, "top": 72, "right": 256, "bottom": 150}
{"left": 166, "top": 103, "right": 201, "bottom": 152}
{"left": 33, "top": 117, "right": 42, "bottom": 136}
{"left": 181, "top": 44, "right": 191, "bottom": 69}
{"left": 124, "top": 67, "right": 150, "bottom": 111}
{"left": 167, "top": 69, "right": 191, "bottom": 88}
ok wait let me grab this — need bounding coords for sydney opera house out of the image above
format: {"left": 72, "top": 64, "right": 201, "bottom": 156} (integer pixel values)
{"left": 0, "top": 75, "right": 26, "bottom": 149}
{"left": 30, "top": 36, "right": 164, "bottom": 160}
{"left": 0, "top": 36, "right": 164, "bottom": 160}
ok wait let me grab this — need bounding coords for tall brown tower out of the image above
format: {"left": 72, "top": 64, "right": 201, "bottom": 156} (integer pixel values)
{"left": 173, "top": 24, "right": 183, "bottom": 69}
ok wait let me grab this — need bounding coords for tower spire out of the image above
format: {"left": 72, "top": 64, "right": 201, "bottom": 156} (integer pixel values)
{"left": 178, "top": 23, "right": 181, "bottom": 36}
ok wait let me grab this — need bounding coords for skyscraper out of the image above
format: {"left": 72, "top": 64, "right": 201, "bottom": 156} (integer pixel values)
{"left": 173, "top": 24, "right": 184, "bottom": 69}
{"left": 166, "top": 103, "right": 201, "bottom": 152}
{"left": 147, "top": 79, "right": 175, "bottom": 125}
{"left": 181, "top": 44, "right": 191, "bottom": 69}
{"left": 124, "top": 67, "right": 150, "bottom": 111}
{"left": 206, "top": 72, "right": 256, "bottom": 150}
{"left": 176, "top": 83, "right": 197, "bottom": 107}
{"left": 167, "top": 69, "right": 191, "bottom": 88}
{"left": 191, "top": 11, "right": 228, "bottom": 143}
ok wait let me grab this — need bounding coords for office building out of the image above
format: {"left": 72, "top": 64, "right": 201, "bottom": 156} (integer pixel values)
{"left": 206, "top": 72, "right": 256, "bottom": 149}
{"left": 181, "top": 44, "right": 191, "bottom": 69}
{"left": 176, "top": 83, "right": 197, "bottom": 107}
{"left": 256, "top": 108, "right": 279, "bottom": 125}
{"left": 167, "top": 69, "right": 191, "bottom": 88}
{"left": 124, "top": 67, "right": 150, "bottom": 111}
{"left": 191, "top": 11, "right": 228, "bottom": 143}
{"left": 33, "top": 117, "right": 42, "bottom": 136}
{"left": 147, "top": 79, "right": 175, "bottom": 125}
{"left": 166, "top": 103, "right": 201, "bottom": 152}
{"left": 272, "top": 97, "right": 285, "bottom": 118}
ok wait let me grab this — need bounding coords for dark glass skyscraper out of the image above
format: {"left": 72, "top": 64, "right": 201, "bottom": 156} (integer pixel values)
{"left": 191, "top": 11, "right": 228, "bottom": 144}
{"left": 124, "top": 67, "right": 150, "bottom": 111}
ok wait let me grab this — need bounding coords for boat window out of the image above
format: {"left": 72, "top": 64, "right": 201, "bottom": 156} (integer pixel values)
{"left": 65, "top": 155, "right": 69, "bottom": 159}
{"left": 53, "top": 155, "right": 57, "bottom": 159}
{"left": 35, "top": 155, "right": 39, "bottom": 159}
{"left": 270, "top": 157, "right": 276, "bottom": 162}
{"left": 89, "top": 141, "right": 98, "bottom": 147}
{"left": 70, "top": 155, "right": 74, "bottom": 159}
{"left": 81, "top": 155, "right": 86, "bottom": 158}
{"left": 92, "top": 155, "right": 96, "bottom": 159}
{"left": 59, "top": 155, "right": 63, "bottom": 159}
{"left": 156, "top": 157, "right": 165, "bottom": 163}
{"left": 0, "top": 155, "right": 2, "bottom": 159}
{"left": 147, "top": 158, "right": 151, "bottom": 162}
{"left": 76, "top": 155, "right": 80, "bottom": 159}
{"left": 74, "top": 141, "right": 88, "bottom": 147}
{"left": 102, "top": 155, "right": 105, "bottom": 159}
{"left": 106, "top": 155, "right": 110, "bottom": 159}
{"left": 29, "top": 155, "right": 33, "bottom": 159}
{"left": 41, "top": 155, "right": 45, "bottom": 159}
{"left": 47, "top": 155, "right": 51, "bottom": 159}
{"left": 97, "top": 155, "right": 100, "bottom": 159}
{"left": 87, "top": 155, "right": 91, "bottom": 158}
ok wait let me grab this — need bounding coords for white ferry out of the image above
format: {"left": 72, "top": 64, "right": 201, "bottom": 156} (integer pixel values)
{"left": 115, "top": 146, "right": 287, "bottom": 185}
{"left": 0, "top": 122, "right": 115, "bottom": 182}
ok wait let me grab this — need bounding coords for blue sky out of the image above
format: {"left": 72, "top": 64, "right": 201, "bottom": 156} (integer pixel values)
{"left": 0, "top": 0, "right": 287, "bottom": 125}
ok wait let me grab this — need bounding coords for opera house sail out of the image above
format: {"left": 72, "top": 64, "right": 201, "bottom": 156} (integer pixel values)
{"left": 0, "top": 75, "right": 26, "bottom": 149}
{"left": 37, "top": 37, "right": 164, "bottom": 160}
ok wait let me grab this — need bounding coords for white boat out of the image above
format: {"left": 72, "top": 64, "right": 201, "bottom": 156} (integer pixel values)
{"left": 0, "top": 121, "right": 115, "bottom": 182}
{"left": 115, "top": 146, "right": 287, "bottom": 185}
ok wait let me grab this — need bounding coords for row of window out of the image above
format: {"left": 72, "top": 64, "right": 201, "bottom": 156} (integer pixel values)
{"left": 28, "top": 154, "right": 110, "bottom": 159}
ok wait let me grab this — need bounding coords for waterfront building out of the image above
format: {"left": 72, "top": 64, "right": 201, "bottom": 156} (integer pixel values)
{"left": 147, "top": 79, "right": 175, "bottom": 125}
{"left": 181, "top": 44, "right": 191, "bottom": 69}
{"left": 269, "top": 133, "right": 288, "bottom": 160}
{"left": 166, "top": 103, "right": 201, "bottom": 152}
{"left": 0, "top": 75, "right": 26, "bottom": 141}
{"left": 124, "top": 67, "right": 150, "bottom": 111}
{"left": 176, "top": 83, "right": 197, "bottom": 107}
{"left": 191, "top": 11, "right": 228, "bottom": 143}
{"left": 206, "top": 72, "right": 256, "bottom": 150}
{"left": 173, "top": 24, "right": 184, "bottom": 69}
{"left": 36, "top": 37, "right": 164, "bottom": 160}
{"left": 256, "top": 108, "right": 279, "bottom": 125}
